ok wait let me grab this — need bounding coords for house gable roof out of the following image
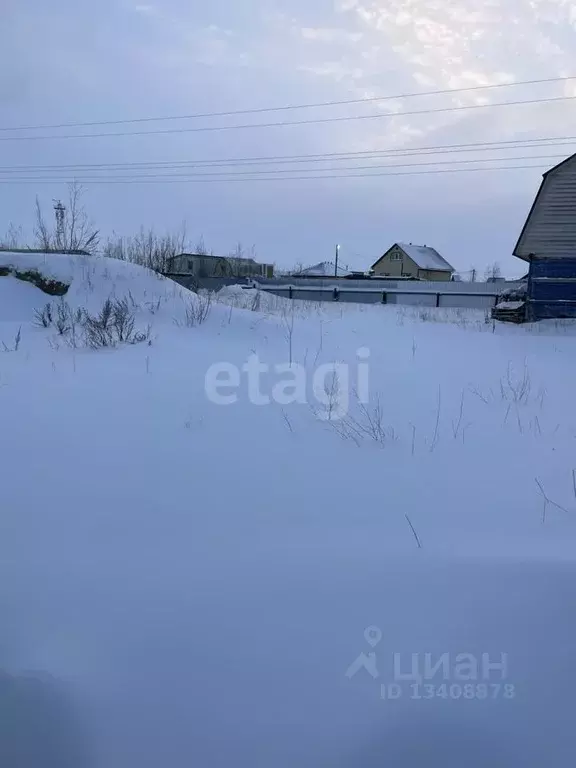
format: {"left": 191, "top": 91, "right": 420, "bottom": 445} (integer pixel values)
{"left": 296, "top": 261, "right": 350, "bottom": 277}
{"left": 513, "top": 152, "right": 576, "bottom": 261}
{"left": 371, "top": 243, "right": 454, "bottom": 272}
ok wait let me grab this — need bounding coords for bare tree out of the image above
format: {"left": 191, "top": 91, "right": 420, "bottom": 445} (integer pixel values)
{"left": 103, "top": 224, "right": 189, "bottom": 274}
{"left": 0, "top": 223, "right": 23, "bottom": 250}
{"left": 195, "top": 236, "right": 209, "bottom": 256}
{"left": 484, "top": 262, "right": 502, "bottom": 282}
{"left": 226, "top": 241, "right": 261, "bottom": 278}
{"left": 289, "top": 262, "right": 305, "bottom": 276}
{"left": 34, "top": 197, "right": 52, "bottom": 252}
{"left": 34, "top": 182, "right": 99, "bottom": 254}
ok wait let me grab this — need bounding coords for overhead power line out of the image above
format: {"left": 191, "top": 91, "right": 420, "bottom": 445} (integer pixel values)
{"left": 0, "top": 163, "right": 551, "bottom": 184}
{"left": 2, "top": 74, "right": 575, "bottom": 132}
{"left": 0, "top": 153, "right": 566, "bottom": 181}
{"left": 0, "top": 136, "right": 575, "bottom": 173}
{"left": 1, "top": 95, "right": 575, "bottom": 142}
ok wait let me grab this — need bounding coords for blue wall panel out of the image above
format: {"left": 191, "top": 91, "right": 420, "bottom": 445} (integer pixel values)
{"left": 528, "top": 257, "right": 576, "bottom": 319}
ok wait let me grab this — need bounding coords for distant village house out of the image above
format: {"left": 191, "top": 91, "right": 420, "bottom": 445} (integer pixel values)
{"left": 292, "top": 261, "right": 350, "bottom": 278}
{"left": 371, "top": 243, "right": 454, "bottom": 281}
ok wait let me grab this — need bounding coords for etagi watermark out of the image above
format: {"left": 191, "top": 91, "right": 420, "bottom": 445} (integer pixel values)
{"left": 204, "top": 349, "right": 370, "bottom": 420}
{"left": 346, "top": 626, "right": 516, "bottom": 702}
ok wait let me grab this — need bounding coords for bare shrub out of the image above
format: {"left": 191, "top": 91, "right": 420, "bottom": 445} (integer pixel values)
{"left": 111, "top": 298, "right": 136, "bottom": 342}
{"left": 55, "top": 301, "right": 72, "bottom": 336}
{"left": 323, "top": 369, "right": 340, "bottom": 422}
{"left": 500, "top": 362, "right": 531, "bottom": 405}
{"left": 146, "top": 297, "right": 162, "bottom": 315}
{"left": 281, "top": 301, "right": 295, "bottom": 367}
{"left": 82, "top": 298, "right": 149, "bottom": 348}
{"left": 1, "top": 327, "right": 22, "bottom": 352}
{"left": 327, "top": 394, "right": 396, "bottom": 447}
{"left": 67, "top": 306, "right": 85, "bottom": 349}
{"left": 83, "top": 299, "right": 115, "bottom": 348}
{"left": 180, "top": 292, "right": 213, "bottom": 327}
{"left": 34, "top": 303, "right": 54, "bottom": 328}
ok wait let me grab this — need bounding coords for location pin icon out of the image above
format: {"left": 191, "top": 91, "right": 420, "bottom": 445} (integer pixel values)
{"left": 364, "top": 626, "right": 382, "bottom": 648}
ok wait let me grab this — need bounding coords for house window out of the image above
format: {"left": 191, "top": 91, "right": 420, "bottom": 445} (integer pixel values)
{"left": 390, "top": 250, "right": 402, "bottom": 261}
{"left": 187, "top": 259, "right": 194, "bottom": 272}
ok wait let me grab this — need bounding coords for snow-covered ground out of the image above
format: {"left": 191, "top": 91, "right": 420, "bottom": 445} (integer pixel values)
{"left": 1, "top": 253, "right": 576, "bottom": 766}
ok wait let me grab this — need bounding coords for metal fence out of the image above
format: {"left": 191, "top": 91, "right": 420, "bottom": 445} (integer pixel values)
{"left": 254, "top": 276, "right": 521, "bottom": 292}
{"left": 252, "top": 279, "right": 524, "bottom": 310}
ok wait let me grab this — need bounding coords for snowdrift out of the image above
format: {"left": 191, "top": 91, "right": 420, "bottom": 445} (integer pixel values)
{"left": 0, "top": 250, "right": 199, "bottom": 327}
{"left": 0, "top": 250, "right": 192, "bottom": 308}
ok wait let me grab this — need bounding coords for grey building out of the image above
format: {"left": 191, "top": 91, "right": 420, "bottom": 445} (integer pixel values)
{"left": 166, "top": 253, "right": 274, "bottom": 278}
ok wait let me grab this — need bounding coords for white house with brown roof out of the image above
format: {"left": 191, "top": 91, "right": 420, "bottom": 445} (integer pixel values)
{"left": 371, "top": 243, "right": 454, "bottom": 281}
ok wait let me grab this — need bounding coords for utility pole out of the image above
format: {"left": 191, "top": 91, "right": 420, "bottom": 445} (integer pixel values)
{"left": 335, "top": 244, "right": 340, "bottom": 277}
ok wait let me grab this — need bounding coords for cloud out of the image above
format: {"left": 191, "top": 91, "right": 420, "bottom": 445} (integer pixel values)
{"left": 133, "top": 4, "right": 158, "bottom": 15}
{"left": 336, "top": 0, "right": 576, "bottom": 93}
{"left": 302, "top": 0, "right": 576, "bottom": 150}
{"left": 300, "top": 27, "right": 363, "bottom": 43}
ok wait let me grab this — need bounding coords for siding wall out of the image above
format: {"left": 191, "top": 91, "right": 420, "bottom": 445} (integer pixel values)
{"left": 516, "top": 158, "right": 576, "bottom": 258}
{"left": 417, "top": 269, "right": 452, "bottom": 281}
{"left": 372, "top": 250, "right": 419, "bottom": 277}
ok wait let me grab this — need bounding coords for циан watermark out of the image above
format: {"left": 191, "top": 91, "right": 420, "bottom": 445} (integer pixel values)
{"left": 204, "top": 348, "right": 370, "bottom": 420}
{"left": 346, "top": 626, "right": 516, "bottom": 702}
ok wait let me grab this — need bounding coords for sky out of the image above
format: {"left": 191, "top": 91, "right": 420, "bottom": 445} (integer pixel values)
{"left": 2, "top": 0, "right": 576, "bottom": 276}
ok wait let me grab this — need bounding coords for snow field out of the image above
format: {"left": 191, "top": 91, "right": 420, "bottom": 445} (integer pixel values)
{"left": 1, "top": 254, "right": 576, "bottom": 765}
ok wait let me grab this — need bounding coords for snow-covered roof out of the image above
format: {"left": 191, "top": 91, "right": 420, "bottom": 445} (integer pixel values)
{"left": 295, "top": 261, "right": 350, "bottom": 277}
{"left": 396, "top": 243, "right": 454, "bottom": 272}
